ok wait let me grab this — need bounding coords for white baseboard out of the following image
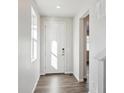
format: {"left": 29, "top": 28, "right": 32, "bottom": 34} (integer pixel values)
{"left": 78, "top": 79, "right": 84, "bottom": 82}
{"left": 40, "top": 73, "right": 46, "bottom": 75}
{"left": 73, "top": 73, "right": 84, "bottom": 82}
{"left": 32, "top": 75, "right": 40, "bottom": 93}
{"left": 64, "top": 72, "right": 73, "bottom": 74}
{"left": 41, "top": 72, "right": 73, "bottom": 75}
{"left": 73, "top": 74, "right": 79, "bottom": 81}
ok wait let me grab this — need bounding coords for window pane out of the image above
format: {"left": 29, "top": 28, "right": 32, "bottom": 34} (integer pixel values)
{"left": 34, "top": 41, "right": 37, "bottom": 60}
{"left": 32, "top": 25, "right": 37, "bottom": 29}
{"left": 31, "top": 40, "right": 34, "bottom": 59}
{"left": 33, "top": 29, "right": 37, "bottom": 40}
{"left": 31, "top": 6, "right": 38, "bottom": 62}
{"left": 33, "top": 17, "right": 37, "bottom": 25}
{"left": 31, "top": 29, "right": 34, "bottom": 39}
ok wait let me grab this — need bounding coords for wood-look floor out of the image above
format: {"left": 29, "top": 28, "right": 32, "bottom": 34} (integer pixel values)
{"left": 34, "top": 74, "right": 89, "bottom": 93}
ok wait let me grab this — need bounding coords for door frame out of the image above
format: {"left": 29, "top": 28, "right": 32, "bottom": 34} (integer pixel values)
{"left": 79, "top": 10, "right": 90, "bottom": 81}
{"left": 44, "top": 21, "right": 66, "bottom": 74}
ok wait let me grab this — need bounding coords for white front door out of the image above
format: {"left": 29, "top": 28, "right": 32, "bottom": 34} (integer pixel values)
{"left": 45, "top": 22, "right": 65, "bottom": 73}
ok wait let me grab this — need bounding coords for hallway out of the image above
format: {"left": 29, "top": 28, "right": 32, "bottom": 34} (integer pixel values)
{"left": 34, "top": 74, "right": 88, "bottom": 93}
{"left": 18, "top": 0, "right": 106, "bottom": 93}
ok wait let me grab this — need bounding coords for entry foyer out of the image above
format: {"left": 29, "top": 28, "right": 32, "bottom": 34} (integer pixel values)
{"left": 18, "top": 0, "right": 106, "bottom": 93}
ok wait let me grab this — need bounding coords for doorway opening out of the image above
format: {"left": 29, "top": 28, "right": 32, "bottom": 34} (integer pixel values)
{"left": 80, "top": 13, "right": 90, "bottom": 84}
{"left": 84, "top": 15, "right": 89, "bottom": 83}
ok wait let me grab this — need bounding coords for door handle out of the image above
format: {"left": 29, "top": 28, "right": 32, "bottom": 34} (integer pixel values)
{"left": 62, "top": 48, "right": 64, "bottom": 56}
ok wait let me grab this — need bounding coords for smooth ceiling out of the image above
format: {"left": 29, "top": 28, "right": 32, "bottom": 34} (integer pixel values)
{"left": 35, "top": 0, "right": 87, "bottom": 17}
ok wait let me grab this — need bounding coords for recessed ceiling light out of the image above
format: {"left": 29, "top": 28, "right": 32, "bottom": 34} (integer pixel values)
{"left": 56, "top": 5, "right": 61, "bottom": 9}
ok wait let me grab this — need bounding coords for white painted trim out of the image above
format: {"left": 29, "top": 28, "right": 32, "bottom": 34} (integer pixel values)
{"left": 64, "top": 72, "right": 73, "bottom": 74}
{"left": 40, "top": 73, "right": 46, "bottom": 75}
{"left": 82, "top": 10, "right": 89, "bottom": 18}
{"left": 72, "top": 73, "right": 84, "bottom": 82}
{"left": 78, "top": 79, "right": 84, "bottom": 82}
{"left": 32, "top": 75, "right": 40, "bottom": 93}
{"left": 80, "top": 10, "right": 90, "bottom": 19}
{"left": 73, "top": 74, "right": 79, "bottom": 81}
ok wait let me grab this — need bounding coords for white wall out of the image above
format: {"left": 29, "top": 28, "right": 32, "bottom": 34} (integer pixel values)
{"left": 40, "top": 17, "right": 73, "bottom": 75}
{"left": 89, "top": 0, "right": 106, "bottom": 92}
{"left": 18, "top": 0, "right": 40, "bottom": 93}
{"left": 73, "top": 0, "right": 106, "bottom": 93}
{"left": 73, "top": 16, "right": 80, "bottom": 80}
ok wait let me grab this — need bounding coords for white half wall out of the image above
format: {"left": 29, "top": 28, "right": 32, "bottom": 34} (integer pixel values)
{"left": 40, "top": 17, "right": 73, "bottom": 75}
{"left": 73, "top": 0, "right": 106, "bottom": 93}
{"left": 18, "top": 0, "right": 40, "bottom": 93}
